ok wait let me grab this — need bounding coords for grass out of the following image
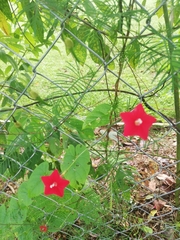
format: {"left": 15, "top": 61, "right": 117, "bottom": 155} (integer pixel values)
{"left": 1, "top": 26, "right": 174, "bottom": 122}
{"left": 26, "top": 36, "right": 174, "bottom": 122}
{"left": 0, "top": 1, "right": 178, "bottom": 239}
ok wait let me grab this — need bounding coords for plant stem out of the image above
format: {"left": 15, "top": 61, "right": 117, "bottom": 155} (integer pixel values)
{"left": 163, "top": 2, "right": 180, "bottom": 220}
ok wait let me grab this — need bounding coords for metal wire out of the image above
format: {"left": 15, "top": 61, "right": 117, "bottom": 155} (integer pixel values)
{"left": 0, "top": 0, "right": 179, "bottom": 239}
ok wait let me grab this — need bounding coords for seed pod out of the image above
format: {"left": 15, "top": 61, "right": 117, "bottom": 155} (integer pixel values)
{"left": 64, "top": 37, "right": 74, "bottom": 49}
{"left": 29, "top": 90, "right": 40, "bottom": 100}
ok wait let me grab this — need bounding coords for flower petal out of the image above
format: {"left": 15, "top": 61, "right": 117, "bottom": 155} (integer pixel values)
{"left": 120, "top": 103, "right": 156, "bottom": 140}
{"left": 40, "top": 225, "right": 48, "bottom": 232}
{"left": 41, "top": 169, "right": 70, "bottom": 197}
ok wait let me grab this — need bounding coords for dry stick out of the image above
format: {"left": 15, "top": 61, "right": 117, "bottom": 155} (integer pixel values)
{"left": 105, "top": 0, "right": 135, "bottom": 209}
{"left": 1, "top": 83, "right": 176, "bottom": 134}
{"left": 163, "top": 3, "right": 180, "bottom": 220}
{"left": 0, "top": 87, "right": 175, "bottom": 127}
{"left": 0, "top": 89, "right": 138, "bottom": 113}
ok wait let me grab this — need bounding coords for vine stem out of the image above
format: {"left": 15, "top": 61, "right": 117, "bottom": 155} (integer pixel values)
{"left": 163, "top": 2, "right": 180, "bottom": 220}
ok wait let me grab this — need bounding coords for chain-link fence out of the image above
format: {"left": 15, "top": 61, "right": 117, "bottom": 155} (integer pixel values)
{"left": 0, "top": 0, "right": 180, "bottom": 239}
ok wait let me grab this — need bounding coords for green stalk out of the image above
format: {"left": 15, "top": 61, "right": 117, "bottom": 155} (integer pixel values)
{"left": 163, "top": 3, "right": 180, "bottom": 220}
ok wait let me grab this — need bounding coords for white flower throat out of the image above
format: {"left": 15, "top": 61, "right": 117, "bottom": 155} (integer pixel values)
{"left": 50, "top": 182, "right": 57, "bottom": 188}
{"left": 135, "top": 118, "right": 143, "bottom": 126}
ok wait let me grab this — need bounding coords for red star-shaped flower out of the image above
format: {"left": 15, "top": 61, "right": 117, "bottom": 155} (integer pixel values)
{"left": 40, "top": 225, "right": 48, "bottom": 232}
{"left": 41, "top": 169, "right": 70, "bottom": 197}
{"left": 120, "top": 103, "right": 156, "bottom": 140}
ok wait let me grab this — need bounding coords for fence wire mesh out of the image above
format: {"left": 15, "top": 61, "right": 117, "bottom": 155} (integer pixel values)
{"left": 0, "top": 0, "right": 180, "bottom": 239}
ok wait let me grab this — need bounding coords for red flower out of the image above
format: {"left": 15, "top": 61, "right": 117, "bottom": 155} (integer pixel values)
{"left": 40, "top": 225, "right": 48, "bottom": 232}
{"left": 120, "top": 103, "right": 156, "bottom": 140}
{"left": 41, "top": 169, "right": 70, "bottom": 197}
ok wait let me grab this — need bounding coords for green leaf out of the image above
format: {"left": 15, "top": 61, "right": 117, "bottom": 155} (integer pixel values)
{"left": 6, "top": 55, "right": 18, "bottom": 70}
{"left": 0, "top": 204, "right": 7, "bottom": 224}
{"left": 88, "top": 30, "right": 105, "bottom": 64}
{"left": 0, "top": 50, "right": 18, "bottom": 70}
{"left": 0, "top": 0, "right": 12, "bottom": 21}
{"left": 61, "top": 145, "right": 90, "bottom": 189}
{"left": 83, "top": 103, "right": 111, "bottom": 129}
{"left": 48, "top": 208, "right": 77, "bottom": 232}
{"left": 76, "top": 189, "right": 102, "bottom": 225}
{"left": 10, "top": 80, "right": 25, "bottom": 93}
{"left": 1, "top": 96, "right": 12, "bottom": 107}
{"left": 72, "top": 25, "right": 90, "bottom": 65}
{"left": 0, "top": 68, "right": 4, "bottom": 76}
{"left": 172, "top": 48, "right": 180, "bottom": 71}
{"left": 0, "top": 131, "right": 6, "bottom": 146}
{"left": 0, "top": 204, "right": 7, "bottom": 235}
{"left": 16, "top": 225, "right": 34, "bottom": 240}
{"left": 68, "top": 132, "right": 85, "bottom": 146}
{"left": 30, "top": 2, "right": 44, "bottom": 42}
{"left": 176, "top": 222, "right": 180, "bottom": 229}
{"left": 19, "top": 62, "right": 31, "bottom": 71}
{"left": 40, "top": 0, "right": 68, "bottom": 17}
{"left": 7, "top": 198, "right": 27, "bottom": 224}
{"left": 0, "top": 49, "right": 7, "bottom": 63}
{"left": 79, "top": 128, "right": 94, "bottom": 140}
{"left": 21, "top": 0, "right": 44, "bottom": 42}
{"left": 22, "top": 147, "right": 43, "bottom": 169}
{"left": 9, "top": 153, "right": 26, "bottom": 179}
{"left": 2, "top": 35, "right": 24, "bottom": 52}
{"left": 63, "top": 25, "right": 87, "bottom": 64}
{"left": 18, "top": 181, "right": 33, "bottom": 206}
{"left": 65, "top": 118, "right": 94, "bottom": 140}
{"left": 48, "top": 136, "right": 62, "bottom": 157}
{"left": 66, "top": 118, "right": 84, "bottom": 132}
{"left": 62, "top": 29, "right": 75, "bottom": 55}
{"left": 142, "top": 225, "right": 153, "bottom": 234}
{"left": 156, "top": 0, "right": 163, "bottom": 18}
{"left": 88, "top": 30, "right": 114, "bottom": 67}
{"left": 46, "top": 18, "right": 59, "bottom": 40}
{"left": 114, "top": 166, "right": 135, "bottom": 202}
{"left": 6, "top": 133, "right": 29, "bottom": 153}
{"left": 104, "top": 44, "right": 115, "bottom": 70}
{"left": 126, "top": 39, "right": 141, "bottom": 69}
{"left": 142, "top": 0, "right": 146, "bottom": 6}
{"left": 173, "top": 4, "right": 180, "bottom": 25}
{"left": 18, "top": 162, "right": 50, "bottom": 206}
{"left": 5, "top": 65, "right": 12, "bottom": 75}
{"left": 77, "top": 25, "right": 91, "bottom": 43}
{"left": 28, "top": 161, "right": 50, "bottom": 198}
{"left": 72, "top": 41, "right": 87, "bottom": 65}
{"left": 82, "top": 0, "right": 97, "bottom": 16}
{"left": 32, "top": 193, "right": 79, "bottom": 232}
{"left": 0, "top": 154, "right": 9, "bottom": 174}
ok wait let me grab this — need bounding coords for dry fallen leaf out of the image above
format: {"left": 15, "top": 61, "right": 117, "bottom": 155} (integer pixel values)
{"left": 148, "top": 161, "right": 158, "bottom": 175}
{"left": 148, "top": 179, "right": 156, "bottom": 192}
{"left": 156, "top": 157, "right": 169, "bottom": 165}
{"left": 148, "top": 209, "right": 157, "bottom": 219}
{"left": 153, "top": 199, "right": 166, "bottom": 211}
{"left": 91, "top": 158, "right": 101, "bottom": 168}
{"left": 156, "top": 173, "right": 175, "bottom": 186}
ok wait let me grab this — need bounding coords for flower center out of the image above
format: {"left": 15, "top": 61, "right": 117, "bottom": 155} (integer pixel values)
{"left": 50, "top": 182, "right": 57, "bottom": 188}
{"left": 135, "top": 118, "right": 143, "bottom": 126}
